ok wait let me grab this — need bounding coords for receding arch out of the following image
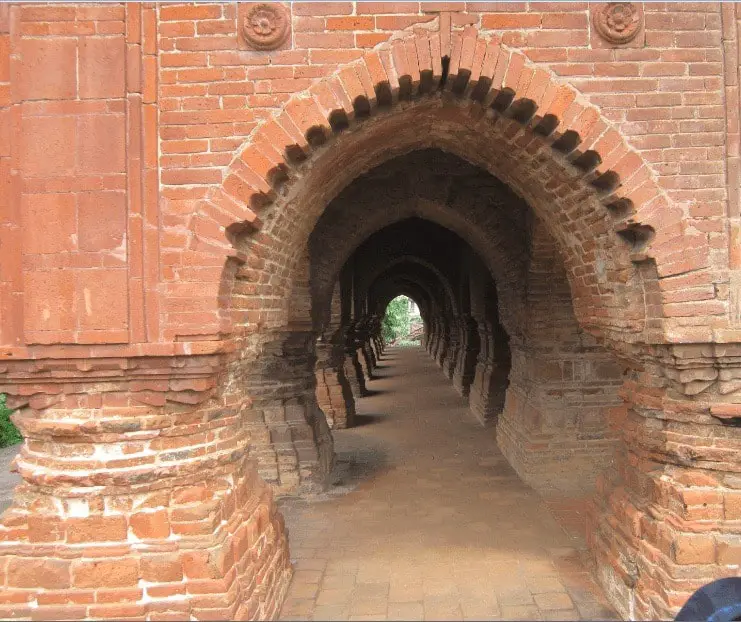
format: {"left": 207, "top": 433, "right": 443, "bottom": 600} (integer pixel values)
{"left": 364, "top": 256, "right": 458, "bottom": 320}
{"left": 367, "top": 261, "right": 456, "bottom": 336}
{"left": 308, "top": 167, "right": 530, "bottom": 339}
{"left": 375, "top": 288, "right": 429, "bottom": 324}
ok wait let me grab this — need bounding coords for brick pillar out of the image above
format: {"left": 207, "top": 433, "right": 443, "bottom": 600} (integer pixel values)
{"left": 431, "top": 317, "right": 443, "bottom": 365}
{"left": 434, "top": 318, "right": 449, "bottom": 369}
{"left": 343, "top": 323, "right": 367, "bottom": 398}
{"left": 367, "top": 332, "right": 379, "bottom": 363}
{"left": 362, "top": 340, "right": 377, "bottom": 375}
{"left": 371, "top": 315, "right": 385, "bottom": 360}
{"left": 453, "top": 315, "right": 480, "bottom": 397}
{"left": 589, "top": 346, "right": 741, "bottom": 620}
{"left": 469, "top": 319, "right": 509, "bottom": 425}
{"left": 315, "top": 325, "right": 356, "bottom": 430}
{"left": 243, "top": 329, "right": 334, "bottom": 496}
{"left": 427, "top": 316, "right": 436, "bottom": 357}
{"left": 354, "top": 318, "right": 376, "bottom": 380}
{"left": 442, "top": 316, "right": 461, "bottom": 380}
{"left": 425, "top": 317, "right": 436, "bottom": 354}
{"left": 0, "top": 358, "right": 292, "bottom": 621}
{"left": 497, "top": 343, "right": 622, "bottom": 495}
{"left": 372, "top": 332, "right": 383, "bottom": 360}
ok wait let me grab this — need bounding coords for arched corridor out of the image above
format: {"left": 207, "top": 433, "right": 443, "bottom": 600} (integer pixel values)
{"left": 236, "top": 142, "right": 643, "bottom": 619}
{"left": 277, "top": 149, "right": 625, "bottom": 502}
{"left": 279, "top": 346, "right": 618, "bottom": 621}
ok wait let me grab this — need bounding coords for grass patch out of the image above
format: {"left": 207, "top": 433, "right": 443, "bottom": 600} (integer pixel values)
{"left": 0, "top": 394, "right": 22, "bottom": 448}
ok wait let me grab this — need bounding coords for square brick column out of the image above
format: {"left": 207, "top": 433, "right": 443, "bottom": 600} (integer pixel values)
{"left": 425, "top": 317, "right": 438, "bottom": 356}
{"left": 469, "top": 319, "right": 510, "bottom": 425}
{"left": 442, "top": 316, "right": 461, "bottom": 381}
{"left": 368, "top": 314, "right": 385, "bottom": 361}
{"left": 316, "top": 325, "right": 356, "bottom": 430}
{"left": 433, "top": 319, "right": 449, "bottom": 370}
{"left": 242, "top": 329, "right": 335, "bottom": 496}
{"left": 497, "top": 344, "right": 623, "bottom": 495}
{"left": 343, "top": 323, "right": 368, "bottom": 398}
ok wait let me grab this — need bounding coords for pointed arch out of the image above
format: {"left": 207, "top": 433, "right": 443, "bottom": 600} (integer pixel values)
{"left": 364, "top": 256, "right": 458, "bottom": 321}
{"left": 177, "top": 24, "right": 695, "bottom": 347}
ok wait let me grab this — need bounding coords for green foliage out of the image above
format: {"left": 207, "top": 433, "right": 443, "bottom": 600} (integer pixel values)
{"left": 0, "top": 394, "right": 22, "bottom": 448}
{"left": 382, "top": 296, "right": 411, "bottom": 343}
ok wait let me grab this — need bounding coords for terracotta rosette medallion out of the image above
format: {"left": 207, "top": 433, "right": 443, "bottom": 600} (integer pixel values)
{"left": 238, "top": 2, "right": 291, "bottom": 51}
{"left": 590, "top": 2, "right": 644, "bottom": 48}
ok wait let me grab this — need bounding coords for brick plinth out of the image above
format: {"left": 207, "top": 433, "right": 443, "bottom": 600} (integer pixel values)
{"left": 236, "top": 330, "right": 335, "bottom": 497}
{"left": 361, "top": 341, "right": 376, "bottom": 378}
{"left": 0, "top": 364, "right": 292, "bottom": 620}
{"left": 316, "top": 327, "right": 356, "bottom": 430}
{"left": 343, "top": 326, "right": 368, "bottom": 399}
{"left": 442, "top": 318, "right": 461, "bottom": 380}
{"left": 315, "top": 365, "right": 355, "bottom": 429}
{"left": 433, "top": 321, "right": 449, "bottom": 370}
{"left": 469, "top": 320, "right": 510, "bottom": 425}
{"left": 498, "top": 346, "right": 623, "bottom": 495}
{"left": 425, "top": 319, "right": 438, "bottom": 358}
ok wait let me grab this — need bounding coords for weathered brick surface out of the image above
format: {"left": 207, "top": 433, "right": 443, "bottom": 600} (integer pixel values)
{"left": 2, "top": 2, "right": 741, "bottom": 620}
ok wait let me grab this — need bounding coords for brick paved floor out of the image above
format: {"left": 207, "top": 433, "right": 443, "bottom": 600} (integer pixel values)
{"left": 278, "top": 346, "right": 620, "bottom": 621}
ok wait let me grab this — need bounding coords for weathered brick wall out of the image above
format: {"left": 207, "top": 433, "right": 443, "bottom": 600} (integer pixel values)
{"left": 2, "top": 2, "right": 741, "bottom": 620}
{"left": 152, "top": 1, "right": 729, "bottom": 345}
{"left": 498, "top": 219, "right": 623, "bottom": 495}
{"left": 4, "top": 4, "right": 131, "bottom": 346}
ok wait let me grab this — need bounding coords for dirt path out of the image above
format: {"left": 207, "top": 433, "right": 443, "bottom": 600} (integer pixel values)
{"left": 0, "top": 442, "right": 20, "bottom": 516}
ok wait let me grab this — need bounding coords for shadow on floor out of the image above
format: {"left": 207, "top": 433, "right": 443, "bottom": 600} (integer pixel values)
{"left": 278, "top": 347, "right": 620, "bottom": 621}
{"left": 361, "top": 388, "right": 388, "bottom": 397}
{"left": 352, "top": 413, "right": 385, "bottom": 427}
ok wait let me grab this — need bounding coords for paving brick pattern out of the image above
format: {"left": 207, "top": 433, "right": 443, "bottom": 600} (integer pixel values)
{"left": 278, "top": 347, "right": 620, "bottom": 621}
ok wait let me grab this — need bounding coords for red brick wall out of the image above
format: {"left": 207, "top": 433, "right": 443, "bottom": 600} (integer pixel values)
{"left": 2, "top": 2, "right": 733, "bottom": 352}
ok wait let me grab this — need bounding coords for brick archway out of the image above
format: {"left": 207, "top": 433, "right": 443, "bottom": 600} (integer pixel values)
{"left": 194, "top": 25, "right": 730, "bottom": 621}
{"left": 374, "top": 287, "right": 431, "bottom": 323}
{"left": 183, "top": 25, "right": 689, "bottom": 348}
{"left": 364, "top": 257, "right": 458, "bottom": 320}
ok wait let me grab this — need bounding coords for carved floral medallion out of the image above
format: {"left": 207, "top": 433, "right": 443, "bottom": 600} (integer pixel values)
{"left": 239, "top": 3, "right": 290, "bottom": 51}
{"left": 592, "top": 2, "right": 642, "bottom": 45}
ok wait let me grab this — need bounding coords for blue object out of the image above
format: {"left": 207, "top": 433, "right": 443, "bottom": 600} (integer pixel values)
{"left": 675, "top": 578, "right": 741, "bottom": 622}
